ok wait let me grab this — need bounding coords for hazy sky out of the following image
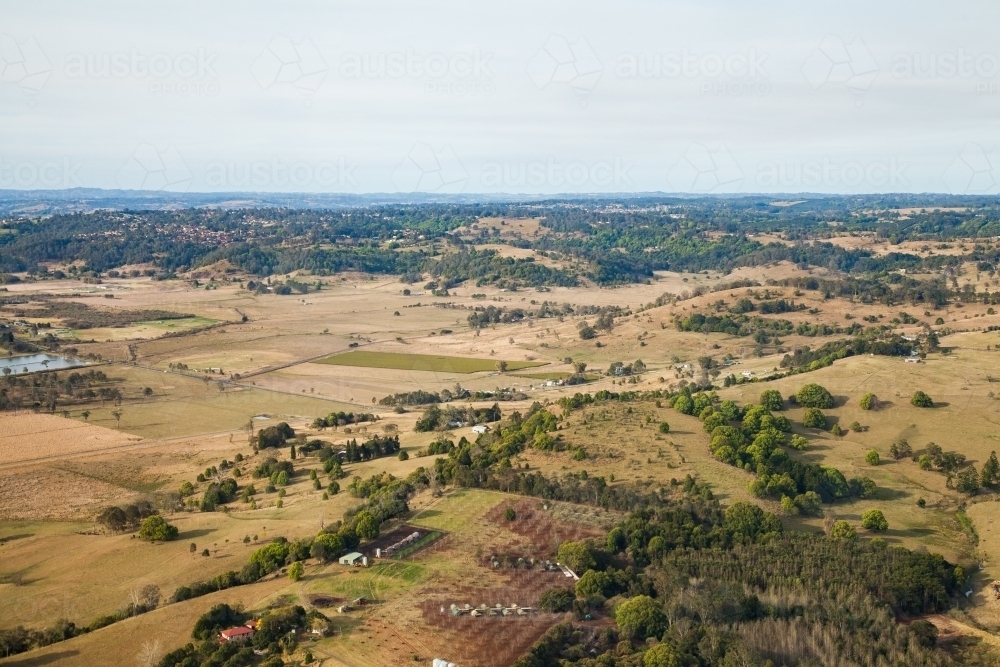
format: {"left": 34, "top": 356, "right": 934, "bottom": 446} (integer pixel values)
{"left": 2, "top": 1, "right": 1000, "bottom": 195}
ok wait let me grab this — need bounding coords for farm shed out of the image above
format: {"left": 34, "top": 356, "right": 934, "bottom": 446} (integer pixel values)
{"left": 339, "top": 551, "right": 363, "bottom": 566}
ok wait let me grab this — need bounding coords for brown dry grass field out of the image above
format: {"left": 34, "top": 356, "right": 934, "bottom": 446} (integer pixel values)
{"left": 0, "top": 414, "right": 141, "bottom": 465}
{"left": 4, "top": 253, "right": 1000, "bottom": 664}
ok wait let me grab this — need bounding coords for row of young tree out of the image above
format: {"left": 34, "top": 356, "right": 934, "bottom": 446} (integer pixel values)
{"left": 514, "top": 484, "right": 962, "bottom": 667}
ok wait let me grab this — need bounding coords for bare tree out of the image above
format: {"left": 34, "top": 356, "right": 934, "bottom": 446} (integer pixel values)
{"left": 136, "top": 639, "right": 162, "bottom": 667}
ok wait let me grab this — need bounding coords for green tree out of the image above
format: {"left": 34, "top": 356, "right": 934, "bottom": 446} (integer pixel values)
{"left": 981, "top": 451, "right": 1000, "bottom": 488}
{"left": 861, "top": 509, "right": 889, "bottom": 532}
{"left": 576, "top": 570, "right": 612, "bottom": 598}
{"left": 796, "top": 383, "right": 834, "bottom": 408}
{"left": 759, "top": 389, "right": 783, "bottom": 411}
{"left": 788, "top": 434, "right": 808, "bottom": 450}
{"left": 723, "top": 502, "right": 781, "bottom": 542}
{"left": 910, "top": 619, "right": 939, "bottom": 648}
{"left": 889, "top": 438, "right": 912, "bottom": 460}
{"left": 658, "top": 421, "right": 670, "bottom": 434}
{"left": 644, "top": 643, "right": 681, "bottom": 667}
{"left": 504, "top": 507, "right": 516, "bottom": 521}
{"left": 398, "top": 450, "right": 409, "bottom": 461}
{"left": 830, "top": 520, "right": 857, "bottom": 541}
{"left": 911, "top": 391, "right": 934, "bottom": 408}
{"left": 955, "top": 465, "right": 980, "bottom": 494}
{"left": 138, "top": 515, "right": 179, "bottom": 542}
{"left": 717, "top": 400, "right": 740, "bottom": 421}
{"left": 865, "top": 450, "right": 880, "bottom": 466}
{"left": 794, "top": 491, "right": 823, "bottom": 516}
{"left": 614, "top": 595, "right": 667, "bottom": 640}
{"left": 311, "top": 533, "right": 344, "bottom": 562}
{"left": 607, "top": 527, "right": 627, "bottom": 553}
{"left": 672, "top": 395, "right": 694, "bottom": 415}
{"left": 354, "top": 510, "right": 379, "bottom": 540}
{"left": 288, "top": 561, "right": 304, "bottom": 581}
{"left": 802, "top": 408, "right": 827, "bottom": 429}
{"left": 538, "top": 587, "right": 574, "bottom": 612}
{"left": 556, "top": 541, "right": 595, "bottom": 573}
{"left": 859, "top": 392, "right": 878, "bottom": 410}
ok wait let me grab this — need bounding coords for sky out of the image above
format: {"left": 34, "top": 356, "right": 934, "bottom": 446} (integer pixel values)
{"left": 2, "top": 0, "right": 1000, "bottom": 196}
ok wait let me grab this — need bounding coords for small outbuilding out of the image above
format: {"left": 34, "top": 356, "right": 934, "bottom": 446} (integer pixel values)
{"left": 471, "top": 425, "right": 489, "bottom": 434}
{"left": 339, "top": 551, "right": 363, "bottom": 566}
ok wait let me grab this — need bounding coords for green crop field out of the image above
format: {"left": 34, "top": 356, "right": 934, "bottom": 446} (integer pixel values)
{"left": 312, "top": 350, "right": 546, "bottom": 374}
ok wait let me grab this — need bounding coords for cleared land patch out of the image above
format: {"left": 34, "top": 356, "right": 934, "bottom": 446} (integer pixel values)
{"left": 0, "top": 413, "right": 141, "bottom": 466}
{"left": 313, "top": 350, "right": 546, "bottom": 374}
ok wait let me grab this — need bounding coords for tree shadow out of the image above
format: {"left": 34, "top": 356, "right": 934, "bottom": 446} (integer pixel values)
{"left": 872, "top": 487, "right": 909, "bottom": 501}
{"left": 178, "top": 528, "right": 215, "bottom": 539}
{"left": 414, "top": 509, "right": 443, "bottom": 520}
{"left": 2, "top": 650, "right": 80, "bottom": 666}
{"left": 0, "top": 533, "right": 33, "bottom": 545}
{"left": 898, "top": 527, "right": 935, "bottom": 538}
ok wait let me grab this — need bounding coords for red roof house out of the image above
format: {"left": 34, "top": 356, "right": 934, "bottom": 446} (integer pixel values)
{"left": 220, "top": 626, "right": 254, "bottom": 642}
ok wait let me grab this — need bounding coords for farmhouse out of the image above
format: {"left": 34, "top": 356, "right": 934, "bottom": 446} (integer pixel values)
{"left": 339, "top": 551, "right": 364, "bottom": 566}
{"left": 219, "top": 626, "right": 254, "bottom": 642}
